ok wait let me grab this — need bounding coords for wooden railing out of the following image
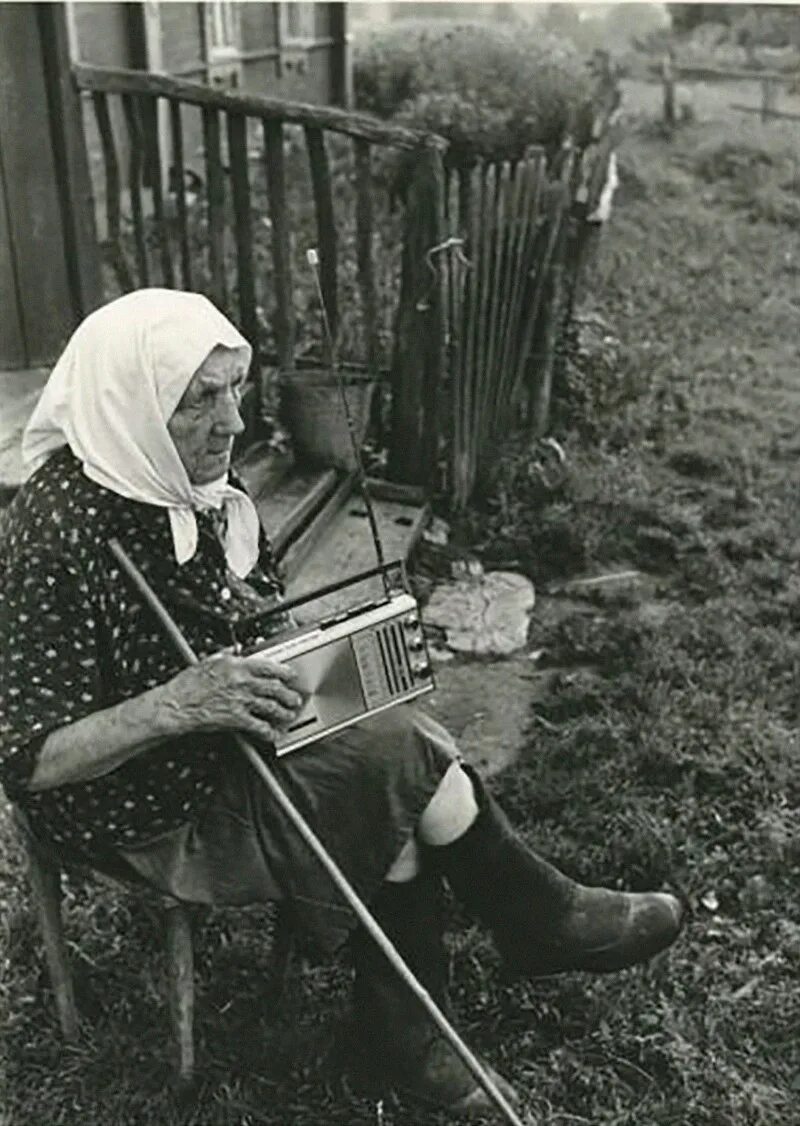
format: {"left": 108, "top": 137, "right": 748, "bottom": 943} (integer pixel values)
{"left": 72, "top": 64, "right": 447, "bottom": 483}
{"left": 660, "top": 57, "right": 800, "bottom": 125}
{"left": 71, "top": 64, "right": 618, "bottom": 504}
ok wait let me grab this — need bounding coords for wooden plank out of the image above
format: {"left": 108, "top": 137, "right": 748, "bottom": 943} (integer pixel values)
{"left": 445, "top": 171, "right": 462, "bottom": 500}
{"left": 73, "top": 64, "right": 446, "bottom": 151}
{"left": 91, "top": 91, "right": 134, "bottom": 292}
{"left": 492, "top": 156, "right": 527, "bottom": 422}
{"left": 494, "top": 154, "right": 544, "bottom": 438}
{"left": 169, "top": 98, "right": 192, "bottom": 289}
{"left": 286, "top": 491, "right": 430, "bottom": 625}
{"left": 479, "top": 160, "right": 510, "bottom": 458}
{"left": 354, "top": 138, "right": 378, "bottom": 373}
{"left": 0, "top": 4, "right": 77, "bottom": 366}
{"left": 142, "top": 95, "right": 174, "bottom": 287}
{"left": 452, "top": 163, "right": 482, "bottom": 507}
{"left": 227, "top": 111, "right": 258, "bottom": 349}
{"left": 677, "top": 64, "right": 792, "bottom": 84}
{"left": 531, "top": 218, "right": 568, "bottom": 437}
{"left": 365, "top": 477, "right": 427, "bottom": 505}
{"left": 731, "top": 102, "right": 800, "bottom": 122}
{"left": 202, "top": 105, "right": 227, "bottom": 309}
{"left": 304, "top": 125, "right": 338, "bottom": 348}
{"left": 252, "top": 466, "right": 336, "bottom": 550}
{"left": 263, "top": 119, "right": 294, "bottom": 369}
{"left": 387, "top": 143, "right": 445, "bottom": 488}
{"left": 281, "top": 471, "right": 357, "bottom": 582}
{"left": 36, "top": 3, "right": 102, "bottom": 321}
{"left": 121, "top": 93, "right": 149, "bottom": 285}
{"left": 271, "top": 468, "right": 339, "bottom": 556}
{"left": 419, "top": 144, "right": 446, "bottom": 483}
{"left": 0, "top": 158, "right": 26, "bottom": 367}
{"left": 516, "top": 157, "right": 573, "bottom": 418}
{"left": 471, "top": 162, "right": 494, "bottom": 487}
{"left": 387, "top": 168, "right": 420, "bottom": 483}
{"left": 234, "top": 442, "right": 292, "bottom": 501}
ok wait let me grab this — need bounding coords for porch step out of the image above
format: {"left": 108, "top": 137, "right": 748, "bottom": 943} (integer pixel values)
{"left": 236, "top": 449, "right": 430, "bottom": 626}
{"left": 0, "top": 367, "right": 49, "bottom": 496}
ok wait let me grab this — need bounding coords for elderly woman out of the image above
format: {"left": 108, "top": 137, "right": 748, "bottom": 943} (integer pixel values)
{"left": 0, "top": 290, "right": 682, "bottom": 1116}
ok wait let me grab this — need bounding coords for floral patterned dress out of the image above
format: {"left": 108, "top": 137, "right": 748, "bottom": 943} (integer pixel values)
{"left": 0, "top": 449, "right": 454, "bottom": 950}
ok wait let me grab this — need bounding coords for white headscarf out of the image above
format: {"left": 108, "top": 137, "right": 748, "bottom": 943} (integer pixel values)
{"left": 22, "top": 288, "right": 261, "bottom": 578}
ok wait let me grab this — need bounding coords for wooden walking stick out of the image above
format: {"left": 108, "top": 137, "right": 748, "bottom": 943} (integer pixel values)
{"left": 108, "top": 537, "right": 527, "bottom": 1126}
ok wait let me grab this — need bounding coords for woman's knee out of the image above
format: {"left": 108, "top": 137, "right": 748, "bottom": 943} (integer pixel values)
{"left": 417, "top": 762, "right": 478, "bottom": 846}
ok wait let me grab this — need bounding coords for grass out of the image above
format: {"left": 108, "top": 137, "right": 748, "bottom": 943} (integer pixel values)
{"left": 4, "top": 81, "right": 800, "bottom": 1123}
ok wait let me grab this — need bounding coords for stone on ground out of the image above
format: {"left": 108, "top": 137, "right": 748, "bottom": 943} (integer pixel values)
{"left": 424, "top": 570, "right": 535, "bottom": 657}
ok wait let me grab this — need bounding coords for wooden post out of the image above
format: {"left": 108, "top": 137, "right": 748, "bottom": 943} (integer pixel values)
{"left": 164, "top": 903, "right": 195, "bottom": 1085}
{"left": 761, "top": 77, "right": 778, "bottom": 122}
{"left": 662, "top": 49, "right": 676, "bottom": 130}
{"left": 353, "top": 138, "right": 379, "bottom": 375}
{"left": 263, "top": 119, "right": 295, "bottom": 370}
{"left": 92, "top": 91, "right": 134, "bottom": 292}
{"left": 387, "top": 142, "right": 446, "bottom": 487}
{"left": 202, "top": 105, "right": 228, "bottom": 310}
{"left": 531, "top": 227, "right": 567, "bottom": 438}
{"left": 26, "top": 843, "right": 79, "bottom": 1041}
{"left": 329, "top": 1, "right": 353, "bottom": 110}
{"left": 169, "top": 98, "right": 192, "bottom": 289}
{"left": 0, "top": 3, "right": 101, "bottom": 369}
{"left": 227, "top": 110, "right": 258, "bottom": 348}
{"left": 36, "top": 3, "right": 103, "bottom": 320}
{"left": 304, "top": 125, "right": 338, "bottom": 350}
{"left": 122, "top": 94, "right": 150, "bottom": 286}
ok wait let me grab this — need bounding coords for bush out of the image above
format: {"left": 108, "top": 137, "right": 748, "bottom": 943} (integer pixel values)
{"left": 354, "top": 21, "right": 593, "bottom": 165}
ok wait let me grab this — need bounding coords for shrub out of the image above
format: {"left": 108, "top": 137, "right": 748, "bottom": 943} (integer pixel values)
{"left": 354, "top": 21, "right": 594, "bottom": 165}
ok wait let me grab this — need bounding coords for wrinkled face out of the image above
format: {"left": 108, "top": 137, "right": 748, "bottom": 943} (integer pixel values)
{"left": 167, "top": 345, "right": 248, "bottom": 484}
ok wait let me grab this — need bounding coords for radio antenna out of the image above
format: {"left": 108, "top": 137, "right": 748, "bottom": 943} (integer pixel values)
{"left": 305, "top": 248, "right": 390, "bottom": 594}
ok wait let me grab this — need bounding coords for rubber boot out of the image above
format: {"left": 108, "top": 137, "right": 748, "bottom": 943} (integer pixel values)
{"left": 426, "top": 771, "right": 684, "bottom": 977}
{"left": 350, "top": 873, "right": 518, "bottom": 1117}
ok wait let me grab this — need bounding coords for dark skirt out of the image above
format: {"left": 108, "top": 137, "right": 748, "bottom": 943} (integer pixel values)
{"left": 117, "top": 705, "right": 459, "bottom": 953}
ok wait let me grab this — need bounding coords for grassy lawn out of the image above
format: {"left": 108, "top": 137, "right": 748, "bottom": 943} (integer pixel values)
{"left": 3, "top": 83, "right": 800, "bottom": 1124}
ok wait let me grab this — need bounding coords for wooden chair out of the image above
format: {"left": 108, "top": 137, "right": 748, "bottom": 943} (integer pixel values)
{"left": 17, "top": 814, "right": 294, "bottom": 1085}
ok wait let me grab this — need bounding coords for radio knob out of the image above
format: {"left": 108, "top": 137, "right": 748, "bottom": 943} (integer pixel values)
{"left": 413, "top": 660, "right": 431, "bottom": 679}
{"left": 407, "top": 638, "right": 425, "bottom": 652}
{"left": 404, "top": 616, "right": 420, "bottom": 630}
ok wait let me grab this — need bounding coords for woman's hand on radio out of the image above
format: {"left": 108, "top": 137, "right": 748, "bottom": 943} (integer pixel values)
{"left": 161, "top": 652, "right": 305, "bottom": 743}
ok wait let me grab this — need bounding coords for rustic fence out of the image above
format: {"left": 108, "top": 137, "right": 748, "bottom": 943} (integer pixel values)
{"left": 438, "top": 75, "right": 621, "bottom": 508}
{"left": 72, "top": 63, "right": 447, "bottom": 486}
{"left": 661, "top": 57, "right": 800, "bottom": 125}
{"left": 72, "top": 63, "right": 618, "bottom": 507}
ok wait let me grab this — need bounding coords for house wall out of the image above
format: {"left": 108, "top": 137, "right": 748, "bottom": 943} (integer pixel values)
{"left": 160, "top": 1, "right": 205, "bottom": 77}
{"left": 70, "top": 3, "right": 348, "bottom": 250}
{"left": 0, "top": 4, "right": 78, "bottom": 368}
{"left": 241, "top": 3, "right": 278, "bottom": 53}
{"left": 71, "top": 1, "right": 139, "bottom": 66}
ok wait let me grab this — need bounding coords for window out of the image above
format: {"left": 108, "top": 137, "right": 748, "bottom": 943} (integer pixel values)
{"left": 206, "top": 0, "right": 240, "bottom": 61}
{"left": 279, "top": 2, "right": 317, "bottom": 45}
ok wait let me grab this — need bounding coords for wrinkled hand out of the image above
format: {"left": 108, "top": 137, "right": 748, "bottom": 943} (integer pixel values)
{"left": 161, "top": 652, "right": 305, "bottom": 744}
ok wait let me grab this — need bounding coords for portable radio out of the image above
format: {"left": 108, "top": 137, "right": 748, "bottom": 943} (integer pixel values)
{"left": 239, "top": 248, "right": 435, "bottom": 756}
{"left": 246, "top": 586, "right": 434, "bottom": 755}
